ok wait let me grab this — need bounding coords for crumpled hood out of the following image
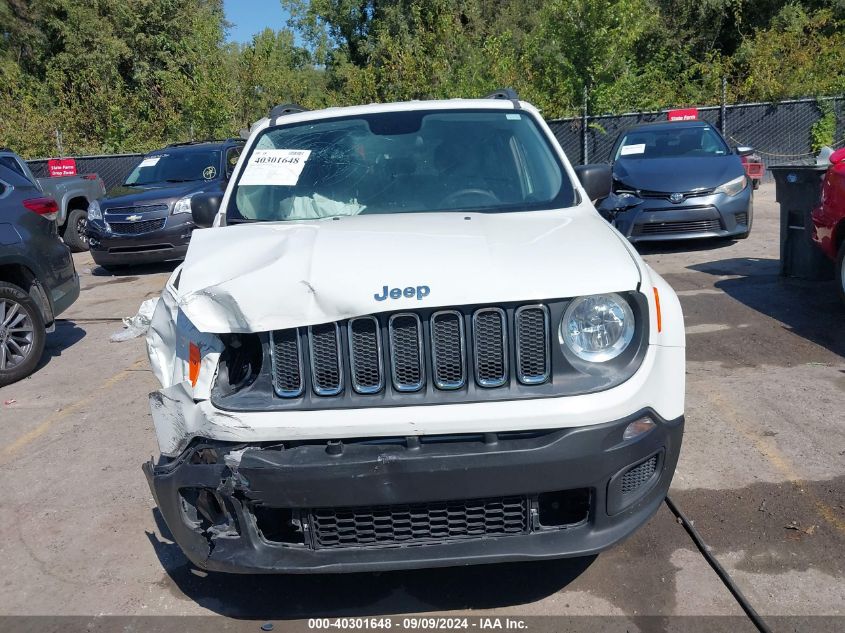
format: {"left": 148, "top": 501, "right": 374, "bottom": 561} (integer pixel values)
{"left": 175, "top": 209, "right": 642, "bottom": 333}
{"left": 614, "top": 156, "right": 744, "bottom": 192}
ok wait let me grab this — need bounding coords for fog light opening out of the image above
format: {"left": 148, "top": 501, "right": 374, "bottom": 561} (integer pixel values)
{"left": 623, "top": 416, "right": 656, "bottom": 441}
{"left": 537, "top": 488, "right": 590, "bottom": 527}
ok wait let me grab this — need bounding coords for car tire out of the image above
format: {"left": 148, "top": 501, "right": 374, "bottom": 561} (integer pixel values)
{"left": 63, "top": 208, "right": 90, "bottom": 252}
{"left": 837, "top": 240, "right": 845, "bottom": 305}
{"left": 0, "top": 282, "right": 46, "bottom": 387}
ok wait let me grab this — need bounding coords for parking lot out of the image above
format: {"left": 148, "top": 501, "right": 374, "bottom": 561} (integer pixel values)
{"left": 0, "top": 183, "right": 843, "bottom": 625}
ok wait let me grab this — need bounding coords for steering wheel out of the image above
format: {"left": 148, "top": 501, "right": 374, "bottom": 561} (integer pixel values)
{"left": 438, "top": 188, "right": 501, "bottom": 209}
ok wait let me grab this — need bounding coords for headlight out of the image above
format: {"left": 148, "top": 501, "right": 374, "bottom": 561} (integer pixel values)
{"left": 172, "top": 192, "right": 202, "bottom": 215}
{"left": 87, "top": 199, "right": 102, "bottom": 221}
{"left": 560, "top": 293, "right": 635, "bottom": 362}
{"left": 714, "top": 175, "right": 747, "bottom": 197}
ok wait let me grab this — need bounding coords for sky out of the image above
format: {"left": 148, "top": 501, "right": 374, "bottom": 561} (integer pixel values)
{"left": 223, "top": 0, "right": 290, "bottom": 43}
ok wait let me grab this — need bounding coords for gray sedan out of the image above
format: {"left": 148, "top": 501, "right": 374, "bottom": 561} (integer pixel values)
{"left": 606, "top": 120, "right": 753, "bottom": 242}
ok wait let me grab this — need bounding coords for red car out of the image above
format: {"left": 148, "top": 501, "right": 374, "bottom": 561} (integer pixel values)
{"left": 812, "top": 147, "right": 845, "bottom": 302}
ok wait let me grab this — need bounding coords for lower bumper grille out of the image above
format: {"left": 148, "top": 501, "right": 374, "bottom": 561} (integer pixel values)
{"left": 636, "top": 219, "right": 722, "bottom": 235}
{"left": 735, "top": 212, "right": 748, "bottom": 225}
{"left": 620, "top": 455, "right": 658, "bottom": 494}
{"left": 311, "top": 496, "right": 529, "bottom": 549}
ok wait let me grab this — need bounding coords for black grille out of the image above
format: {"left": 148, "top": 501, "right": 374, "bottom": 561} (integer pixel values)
{"left": 271, "top": 328, "right": 303, "bottom": 397}
{"left": 515, "top": 306, "right": 550, "bottom": 384}
{"left": 348, "top": 317, "right": 382, "bottom": 393}
{"left": 389, "top": 314, "right": 424, "bottom": 391}
{"left": 431, "top": 311, "right": 465, "bottom": 389}
{"left": 637, "top": 219, "right": 722, "bottom": 235}
{"left": 309, "top": 323, "right": 342, "bottom": 395}
{"left": 633, "top": 188, "right": 713, "bottom": 201}
{"left": 736, "top": 212, "right": 748, "bottom": 225}
{"left": 109, "top": 218, "right": 166, "bottom": 234}
{"left": 621, "top": 455, "right": 658, "bottom": 494}
{"left": 473, "top": 309, "right": 507, "bottom": 387}
{"left": 270, "top": 302, "right": 553, "bottom": 399}
{"left": 106, "top": 204, "right": 168, "bottom": 215}
{"left": 311, "top": 496, "right": 528, "bottom": 549}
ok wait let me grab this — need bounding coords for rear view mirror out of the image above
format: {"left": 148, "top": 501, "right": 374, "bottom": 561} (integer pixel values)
{"left": 191, "top": 192, "right": 223, "bottom": 228}
{"left": 735, "top": 146, "right": 755, "bottom": 156}
{"left": 574, "top": 164, "right": 612, "bottom": 202}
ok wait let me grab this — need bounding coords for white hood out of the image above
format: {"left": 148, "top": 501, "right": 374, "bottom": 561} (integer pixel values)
{"left": 175, "top": 209, "right": 641, "bottom": 333}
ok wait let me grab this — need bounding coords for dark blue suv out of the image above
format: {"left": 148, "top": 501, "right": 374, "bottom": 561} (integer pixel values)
{"left": 87, "top": 140, "right": 244, "bottom": 269}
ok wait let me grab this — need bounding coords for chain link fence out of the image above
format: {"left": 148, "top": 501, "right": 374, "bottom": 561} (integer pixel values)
{"left": 27, "top": 153, "right": 144, "bottom": 190}
{"left": 24, "top": 96, "right": 843, "bottom": 189}
{"left": 548, "top": 96, "right": 844, "bottom": 180}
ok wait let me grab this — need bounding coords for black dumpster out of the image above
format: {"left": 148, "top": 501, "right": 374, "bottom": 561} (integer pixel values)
{"left": 769, "top": 165, "right": 834, "bottom": 280}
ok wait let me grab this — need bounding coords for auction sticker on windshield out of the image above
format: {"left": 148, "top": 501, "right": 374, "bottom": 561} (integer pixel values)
{"left": 139, "top": 156, "right": 162, "bottom": 168}
{"left": 620, "top": 144, "right": 646, "bottom": 156}
{"left": 239, "top": 149, "right": 312, "bottom": 186}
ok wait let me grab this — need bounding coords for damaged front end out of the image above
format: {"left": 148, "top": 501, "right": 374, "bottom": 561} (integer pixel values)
{"left": 143, "top": 410, "right": 682, "bottom": 574}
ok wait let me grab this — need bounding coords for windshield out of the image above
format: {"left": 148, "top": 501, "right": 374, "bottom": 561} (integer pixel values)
{"left": 227, "top": 110, "right": 574, "bottom": 222}
{"left": 125, "top": 150, "right": 221, "bottom": 185}
{"left": 614, "top": 126, "right": 729, "bottom": 160}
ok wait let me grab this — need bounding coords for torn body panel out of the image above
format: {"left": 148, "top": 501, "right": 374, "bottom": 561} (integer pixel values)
{"left": 143, "top": 410, "right": 683, "bottom": 573}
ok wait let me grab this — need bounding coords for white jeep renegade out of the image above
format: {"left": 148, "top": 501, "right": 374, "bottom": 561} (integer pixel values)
{"left": 144, "top": 93, "right": 685, "bottom": 573}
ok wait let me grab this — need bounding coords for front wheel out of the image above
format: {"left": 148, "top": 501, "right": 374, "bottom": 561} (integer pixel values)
{"left": 0, "top": 282, "right": 46, "bottom": 387}
{"left": 837, "top": 241, "right": 845, "bottom": 305}
{"left": 63, "top": 208, "right": 90, "bottom": 252}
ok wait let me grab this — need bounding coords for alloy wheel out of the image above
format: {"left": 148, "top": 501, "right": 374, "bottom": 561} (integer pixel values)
{"left": 77, "top": 214, "right": 89, "bottom": 246}
{"left": 0, "top": 298, "right": 35, "bottom": 371}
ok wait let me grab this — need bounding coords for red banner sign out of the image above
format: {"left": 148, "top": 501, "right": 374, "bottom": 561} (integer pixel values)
{"left": 47, "top": 158, "right": 77, "bottom": 177}
{"left": 667, "top": 108, "right": 698, "bottom": 121}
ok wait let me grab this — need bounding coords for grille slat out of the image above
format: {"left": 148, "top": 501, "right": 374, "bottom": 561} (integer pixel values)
{"left": 311, "top": 496, "right": 528, "bottom": 549}
{"left": 309, "top": 323, "right": 343, "bottom": 396}
{"left": 431, "top": 311, "right": 466, "bottom": 389}
{"left": 637, "top": 219, "right": 722, "bottom": 235}
{"left": 473, "top": 308, "right": 508, "bottom": 388}
{"left": 271, "top": 328, "right": 304, "bottom": 397}
{"left": 348, "top": 317, "right": 383, "bottom": 394}
{"left": 389, "top": 313, "right": 424, "bottom": 392}
{"left": 271, "top": 303, "right": 551, "bottom": 398}
{"left": 515, "top": 305, "right": 550, "bottom": 385}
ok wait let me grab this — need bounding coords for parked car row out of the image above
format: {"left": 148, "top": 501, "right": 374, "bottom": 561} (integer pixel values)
{"left": 0, "top": 148, "right": 105, "bottom": 251}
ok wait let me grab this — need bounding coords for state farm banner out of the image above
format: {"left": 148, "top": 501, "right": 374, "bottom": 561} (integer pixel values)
{"left": 47, "top": 157, "right": 77, "bottom": 177}
{"left": 667, "top": 108, "right": 698, "bottom": 121}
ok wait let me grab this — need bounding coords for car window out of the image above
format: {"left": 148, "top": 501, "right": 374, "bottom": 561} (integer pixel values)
{"left": 227, "top": 110, "right": 574, "bottom": 222}
{"left": 0, "top": 156, "right": 27, "bottom": 179}
{"left": 615, "top": 126, "right": 729, "bottom": 160}
{"left": 226, "top": 147, "right": 243, "bottom": 178}
{"left": 124, "top": 149, "right": 222, "bottom": 185}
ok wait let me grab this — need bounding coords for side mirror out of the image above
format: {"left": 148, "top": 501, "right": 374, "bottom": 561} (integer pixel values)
{"left": 191, "top": 192, "right": 223, "bottom": 228}
{"left": 735, "top": 146, "right": 754, "bottom": 157}
{"left": 574, "top": 164, "right": 612, "bottom": 202}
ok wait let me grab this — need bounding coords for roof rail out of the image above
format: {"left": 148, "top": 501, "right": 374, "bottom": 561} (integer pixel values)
{"left": 484, "top": 88, "right": 519, "bottom": 101}
{"left": 165, "top": 139, "right": 242, "bottom": 148}
{"left": 269, "top": 103, "right": 309, "bottom": 119}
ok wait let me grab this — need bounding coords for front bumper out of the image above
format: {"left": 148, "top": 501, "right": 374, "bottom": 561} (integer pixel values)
{"left": 143, "top": 410, "right": 683, "bottom": 574}
{"left": 87, "top": 215, "right": 193, "bottom": 266}
{"left": 614, "top": 189, "right": 752, "bottom": 242}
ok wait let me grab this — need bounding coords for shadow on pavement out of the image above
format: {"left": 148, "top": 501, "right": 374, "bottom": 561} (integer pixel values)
{"left": 34, "top": 320, "right": 87, "bottom": 372}
{"left": 688, "top": 257, "right": 844, "bottom": 358}
{"left": 146, "top": 505, "right": 596, "bottom": 618}
{"left": 146, "top": 475, "right": 845, "bottom": 619}
{"left": 91, "top": 261, "right": 179, "bottom": 277}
